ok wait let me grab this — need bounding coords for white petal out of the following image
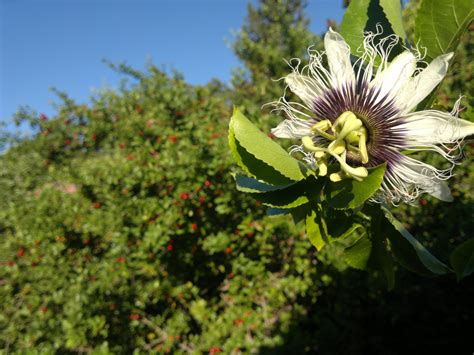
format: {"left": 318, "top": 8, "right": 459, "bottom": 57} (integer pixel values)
{"left": 426, "top": 179, "right": 453, "bottom": 201}
{"left": 324, "top": 29, "right": 355, "bottom": 89}
{"left": 388, "top": 156, "right": 453, "bottom": 202}
{"left": 401, "top": 110, "right": 474, "bottom": 145}
{"left": 371, "top": 51, "right": 416, "bottom": 101}
{"left": 271, "top": 119, "right": 312, "bottom": 139}
{"left": 398, "top": 53, "right": 453, "bottom": 113}
{"left": 285, "top": 73, "right": 322, "bottom": 107}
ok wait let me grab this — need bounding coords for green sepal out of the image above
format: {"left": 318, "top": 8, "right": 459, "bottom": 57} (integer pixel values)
{"left": 325, "top": 164, "right": 386, "bottom": 210}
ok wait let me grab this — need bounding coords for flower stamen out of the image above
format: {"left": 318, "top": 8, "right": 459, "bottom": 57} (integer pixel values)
{"left": 302, "top": 111, "right": 370, "bottom": 181}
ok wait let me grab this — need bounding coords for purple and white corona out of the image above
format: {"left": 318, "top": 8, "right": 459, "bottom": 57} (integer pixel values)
{"left": 270, "top": 28, "right": 474, "bottom": 204}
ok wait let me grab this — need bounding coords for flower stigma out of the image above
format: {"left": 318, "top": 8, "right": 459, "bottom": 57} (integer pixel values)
{"left": 302, "top": 111, "right": 369, "bottom": 181}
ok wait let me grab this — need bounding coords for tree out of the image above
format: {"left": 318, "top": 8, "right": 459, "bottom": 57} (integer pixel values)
{"left": 232, "top": 0, "right": 320, "bottom": 103}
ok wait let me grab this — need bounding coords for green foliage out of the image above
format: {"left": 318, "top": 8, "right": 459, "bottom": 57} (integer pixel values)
{"left": 340, "top": 0, "right": 405, "bottom": 58}
{"left": 415, "top": 0, "right": 474, "bottom": 61}
{"left": 379, "top": 0, "right": 407, "bottom": 39}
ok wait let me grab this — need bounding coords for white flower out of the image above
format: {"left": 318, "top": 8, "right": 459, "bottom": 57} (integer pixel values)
{"left": 270, "top": 27, "right": 474, "bottom": 204}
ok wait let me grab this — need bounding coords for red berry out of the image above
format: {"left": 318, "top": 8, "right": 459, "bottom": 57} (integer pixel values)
{"left": 191, "top": 223, "right": 198, "bottom": 231}
{"left": 204, "top": 180, "right": 212, "bottom": 187}
{"left": 65, "top": 139, "right": 72, "bottom": 145}
{"left": 225, "top": 247, "right": 233, "bottom": 254}
{"left": 180, "top": 192, "right": 190, "bottom": 200}
{"left": 116, "top": 256, "right": 126, "bottom": 263}
{"left": 92, "top": 202, "right": 102, "bottom": 209}
{"left": 209, "top": 347, "right": 221, "bottom": 354}
{"left": 129, "top": 313, "right": 141, "bottom": 320}
{"left": 420, "top": 198, "right": 428, "bottom": 206}
{"left": 16, "top": 248, "right": 25, "bottom": 257}
{"left": 234, "top": 319, "right": 244, "bottom": 326}
{"left": 91, "top": 133, "right": 97, "bottom": 141}
{"left": 169, "top": 135, "right": 178, "bottom": 143}
{"left": 167, "top": 244, "right": 174, "bottom": 251}
{"left": 199, "top": 196, "right": 206, "bottom": 204}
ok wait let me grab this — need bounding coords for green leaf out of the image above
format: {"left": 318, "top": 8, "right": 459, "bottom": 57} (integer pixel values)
{"left": 383, "top": 207, "right": 451, "bottom": 276}
{"left": 229, "top": 125, "right": 293, "bottom": 185}
{"left": 326, "top": 164, "right": 386, "bottom": 210}
{"left": 234, "top": 174, "right": 287, "bottom": 193}
{"left": 450, "top": 238, "right": 474, "bottom": 281}
{"left": 415, "top": 0, "right": 474, "bottom": 61}
{"left": 344, "top": 234, "right": 372, "bottom": 270}
{"left": 380, "top": 0, "right": 407, "bottom": 40}
{"left": 235, "top": 174, "right": 323, "bottom": 209}
{"left": 305, "top": 206, "right": 328, "bottom": 251}
{"left": 325, "top": 209, "right": 364, "bottom": 241}
{"left": 229, "top": 108, "right": 306, "bottom": 185}
{"left": 266, "top": 207, "right": 291, "bottom": 217}
{"left": 291, "top": 204, "right": 311, "bottom": 225}
{"left": 368, "top": 210, "right": 395, "bottom": 290}
{"left": 306, "top": 207, "right": 364, "bottom": 251}
{"left": 340, "top": 0, "right": 371, "bottom": 57}
{"left": 340, "top": 0, "right": 404, "bottom": 58}
{"left": 370, "top": 235, "right": 395, "bottom": 290}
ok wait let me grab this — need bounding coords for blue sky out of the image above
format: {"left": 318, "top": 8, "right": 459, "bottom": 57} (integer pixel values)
{"left": 1, "top": 0, "right": 345, "bottom": 127}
